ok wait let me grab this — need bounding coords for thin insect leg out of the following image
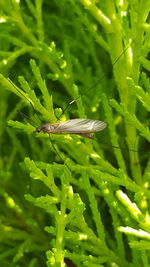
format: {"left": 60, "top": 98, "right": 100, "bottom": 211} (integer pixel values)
{"left": 60, "top": 100, "right": 76, "bottom": 118}
{"left": 59, "top": 40, "right": 135, "bottom": 119}
{"left": 48, "top": 134, "right": 71, "bottom": 172}
{"left": 95, "top": 139, "right": 139, "bottom": 153}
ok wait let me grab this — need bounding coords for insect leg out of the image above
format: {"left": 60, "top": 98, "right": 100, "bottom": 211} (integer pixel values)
{"left": 48, "top": 134, "right": 71, "bottom": 172}
{"left": 58, "top": 40, "right": 135, "bottom": 120}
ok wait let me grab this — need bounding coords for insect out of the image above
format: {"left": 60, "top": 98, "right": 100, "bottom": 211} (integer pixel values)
{"left": 9, "top": 40, "right": 136, "bottom": 154}
{"left": 33, "top": 118, "right": 107, "bottom": 139}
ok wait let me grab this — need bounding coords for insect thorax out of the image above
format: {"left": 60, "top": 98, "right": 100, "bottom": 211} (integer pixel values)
{"left": 34, "top": 124, "right": 55, "bottom": 133}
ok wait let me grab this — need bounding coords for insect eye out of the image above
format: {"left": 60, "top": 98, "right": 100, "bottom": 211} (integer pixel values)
{"left": 36, "top": 127, "right": 42, "bottom": 132}
{"left": 41, "top": 126, "right": 46, "bottom": 131}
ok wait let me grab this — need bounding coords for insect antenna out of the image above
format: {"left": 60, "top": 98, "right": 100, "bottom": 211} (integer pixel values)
{"left": 59, "top": 39, "right": 135, "bottom": 119}
{"left": 11, "top": 82, "right": 70, "bottom": 167}
{"left": 12, "top": 82, "right": 69, "bottom": 167}
{"left": 8, "top": 78, "right": 71, "bottom": 165}
{"left": 17, "top": 110, "right": 36, "bottom": 125}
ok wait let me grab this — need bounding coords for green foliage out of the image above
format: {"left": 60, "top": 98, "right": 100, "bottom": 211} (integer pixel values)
{"left": 0, "top": 0, "right": 150, "bottom": 266}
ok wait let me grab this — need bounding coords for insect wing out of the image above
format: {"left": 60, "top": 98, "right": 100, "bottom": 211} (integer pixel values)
{"left": 55, "top": 119, "right": 107, "bottom": 133}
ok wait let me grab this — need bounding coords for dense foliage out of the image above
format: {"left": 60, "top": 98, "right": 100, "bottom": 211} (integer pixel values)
{"left": 0, "top": 0, "right": 150, "bottom": 266}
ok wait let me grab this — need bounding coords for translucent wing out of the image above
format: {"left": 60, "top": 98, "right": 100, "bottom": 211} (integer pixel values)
{"left": 55, "top": 119, "right": 107, "bottom": 133}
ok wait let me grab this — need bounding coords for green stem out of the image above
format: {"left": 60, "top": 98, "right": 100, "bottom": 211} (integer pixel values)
{"left": 80, "top": 0, "right": 113, "bottom": 32}
{"left": 55, "top": 172, "right": 69, "bottom": 266}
